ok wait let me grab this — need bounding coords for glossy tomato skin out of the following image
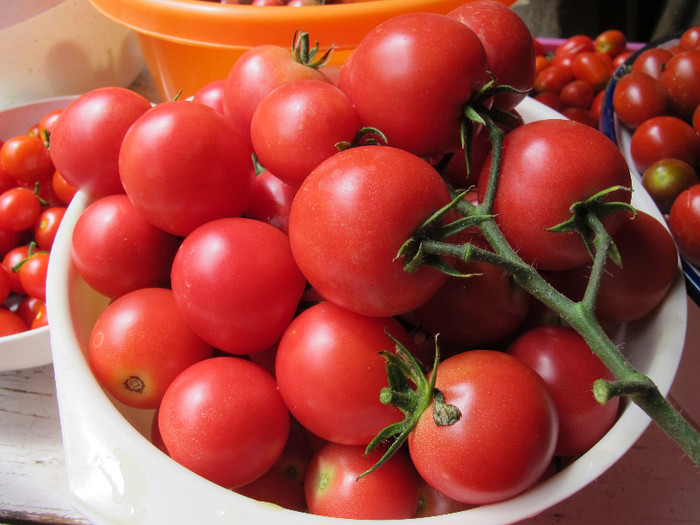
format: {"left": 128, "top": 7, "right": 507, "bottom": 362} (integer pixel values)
{"left": 89, "top": 288, "right": 214, "bottom": 409}
{"left": 119, "top": 100, "right": 255, "bottom": 237}
{"left": 244, "top": 169, "right": 297, "bottom": 234}
{"left": 34, "top": 206, "right": 66, "bottom": 251}
{"left": 275, "top": 301, "right": 416, "bottom": 445}
{"left": 448, "top": 0, "right": 535, "bottom": 111}
{"left": 171, "top": 217, "right": 306, "bottom": 354}
{"left": 669, "top": 184, "right": 700, "bottom": 266}
{"left": 613, "top": 71, "right": 667, "bottom": 128}
{"left": 631, "top": 47, "right": 673, "bottom": 81}
{"left": 660, "top": 48, "right": 700, "bottom": 122}
{"left": 408, "top": 350, "right": 558, "bottom": 505}
{"left": 49, "top": 87, "right": 152, "bottom": 199}
{"left": 338, "top": 13, "right": 488, "bottom": 157}
{"left": 0, "top": 308, "right": 28, "bottom": 336}
{"left": 478, "top": 119, "right": 632, "bottom": 271}
{"left": 507, "top": 325, "right": 619, "bottom": 457}
{"left": 0, "top": 134, "right": 53, "bottom": 183}
{"left": 71, "top": 195, "right": 181, "bottom": 299}
{"left": 642, "top": 158, "right": 699, "bottom": 214}
{"left": 158, "top": 356, "right": 290, "bottom": 489}
{"left": 288, "top": 145, "right": 450, "bottom": 317}
{"left": 630, "top": 115, "right": 700, "bottom": 174}
{"left": 18, "top": 250, "right": 49, "bottom": 302}
{"left": 305, "top": 442, "right": 420, "bottom": 519}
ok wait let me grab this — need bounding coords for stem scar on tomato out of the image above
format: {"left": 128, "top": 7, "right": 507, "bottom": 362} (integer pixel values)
{"left": 124, "top": 376, "right": 145, "bottom": 394}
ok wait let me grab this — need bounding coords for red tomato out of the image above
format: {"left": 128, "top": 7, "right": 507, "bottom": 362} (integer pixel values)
{"left": 30, "top": 302, "right": 48, "bottom": 329}
{"left": 158, "top": 356, "right": 290, "bottom": 489}
{"left": 51, "top": 170, "right": 77, "bottom": 206}
{"left": 613, "top": 71, "right": 667, "bottom": 128}
{"left": 0, "top": 134, "right": 53, "bottom": 183}
{"left": 612, "top": 50, "right": 633, "bottom": 69}
{"left": 408, "top": 350, "right": 558, "bottom": 505}
{"left": 15, "top": 295, "right": 44, "bottom": 327}
{"left": 660, "top": 48, "right": 700, "bottom": 122}
{"left": 275, "top": 301, "right": 417, "bottom": 445}
{"left": 37, "top": 109, "right": 63, "bottom": 139}
{"left": 631, "top": 47, "right": 673, "bottom": 81}
{"left": 89, "top": 288, "right": 213, "bottom": 409}
{"left": 171, "top": 217, "right": 306, "bottom": 354}
{"left": 288, "top": 145, "right": 450, "bottom": 317}
{"left": 669, "top": 184, "right": 700, "bottom": 266}
{"left": 33, "top": 206, "right": 66, "bottom": 251}
{"left": 71, "top": 195, "right": 181, "bottom": 299}
{"left": 415, "top": 478, "right": 474, "bottom": 517}
{"left": 559, "top": 79, "right": 595, "bottom": 109}
{"left": 642, "top": 158, "right": 699, "bottom": 213}
{"left": 305, "top": 442, "right": 420, "bottom": 519}
{"left": 533, "top": 65, "right": 573, "bottom": 95}
{"left": 680, "top": 25, "right": 700, "bottom": 50}
{"left": 0, "top": 187, "right": 41, "bottom": 232}
{"left": 119, "top": 100, "right": 255, "bottom": 236}
{"left": 571, "top": 51, "right": 612, "bottom": 92}
{"left": 629, "top": 115, "right": 700, "bottom": 174}
{"left": 0, "top": 264, "right": 11, "bottom": 304}
{"left": 338, "top": 12, "right": 488, "bottom": 157}
{"left": 448, "top": 0, "right": 536, "bottom": 111}
{"left": 595, "top": 29, "right": 627, "bottom": 58}
{"left": 250, "top": 79, "right": 361, "bottom": 187}
{"left": 192, "top": 77, "right": 226, "bottom": 115}
{"left": 507, "top": 325, "right": 619, "bottom": 457}
{"left": 555, "top": 34, "right": 595, "bottom": 57}
{"left": 18, "top": 249, "right": 49, "bottom": 302}
{"left": 532, "top": 91, "right": 564, "bottom": 112}
{"left": 478, "top": 119, "right": 632, "bottom": 270}
{"left": 2, "top": 244, "right": 29, "bottom": 294}
{"left": 49, "top": 87, "right": 152, "bottom": 199}
{"left": 561, "top": 107, "right": 598, "bottom": 127}
{"left": 0, "top": 308, "right": 28, "bottom": 336}
{"left": 244, "top": 169, "right": 297, "bottom": 234}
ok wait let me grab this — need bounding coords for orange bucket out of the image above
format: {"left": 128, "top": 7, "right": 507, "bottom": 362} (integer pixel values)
{"left": 88, "top": 0, "right": 514, "bottom": 100}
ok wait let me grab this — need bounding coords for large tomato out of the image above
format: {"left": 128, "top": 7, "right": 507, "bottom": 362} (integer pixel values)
{"left": 288, "top": 145, "right": 451, "bottom": 317}
{"left": 477, "top": 119, "right": 632, "bottom": 271}
{"left": 119, "top": 100, "right": 255, "bottom": 237}
{"left": 408, "top": 349, "right": 558, "bottom": 505}
{"left": 660, "top": 48, "right": 700, "bottom": 122}
{"left": 338, "top": 12, "right": 488, "bottom": 157}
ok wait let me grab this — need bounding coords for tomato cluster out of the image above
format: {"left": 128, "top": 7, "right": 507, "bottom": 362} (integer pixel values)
{"left": 532, "top": 30, "right": 633, "bottom": 127}
{"left": 52, "top": 2, "right": 680, "bottom": 519}
{"left": 0, "top": 112, "right": 76, "bottom": 336}
{"left": 205, "top": 0, "right": 353, "bottom": 5}
{"left": 611, "top": 25, "right": 700, "bottom": 266}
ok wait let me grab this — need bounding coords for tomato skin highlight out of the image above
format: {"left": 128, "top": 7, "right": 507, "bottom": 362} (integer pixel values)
{"left": 669, "top": 184, "right": 700, "bottom": 266}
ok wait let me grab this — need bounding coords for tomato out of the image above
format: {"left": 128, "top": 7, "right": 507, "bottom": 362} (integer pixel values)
{"left": 223, "top": 37, "right": 331, "bottom": 148}
{"left": 0, "top": 308, "right": 28, "bottom": 336}
{"left": 288, "top": 145, "right": 450, "bottom": 317}
{"left": 447, "top": 0, "right": 536, "bottom": 111}
{"left": 89, "top": 288, "right": 213, "bottom": 409}
{"left": 613, "top": 71, "right": 667, "bottom": 128}
{"left": 71, "top": 195, "right": 181, "bottom": 299}
{"left": 33, "top": 206, "right": 66, "bottom": 251}
{"left": 559, "top": 79, "right": 595, "bottom": 109}
{"left": 2, "top": 244, "right": 29, "bottom": 295}
{"left": 642, "top": 158, "right": 699, "bottom": 214}
{"left": 244, "top": 169, "right": 297, "bottom": 234}
{"left": 629, "top": 115, "right": 700, "bottom": 174}
{"left": 555, "top": 34, "right": 595, "bottom": 57}
{"left": 595, "top": 29, "right": 627, "bottom": 59}
{"left": 18, "top": 249, "right": 49, "bottom": 302}
{"left": 338, "top": 12, "right": 488, "bottom": 157}
{"left": 533, "top": 65, "right": 573, "bottom": 95}
{"left": 15, "top": 295, "right": 44, "bottom": 327}
{"left": 51, "top": 170, "right": 77, "bottom": 206}
{"left": 631, "top": 47, "right": 673, "bottom": 81}
{"left": 532, "top": 91, "right": 564, "bottom": 112}
{"left": 549, "top": 210, "right": 679, "bottom": 322}
{"left": 680, "top": 25, "right": 700, "bottom": 50}
{"left": 158, "top": 356, "right": 290, "bottom": 489}
{"left": 37, "top": 109, "right": 63, "bottom": 140}
{"left": 119, "top": 100, "right": 255, "bottom": 236}
{"left": 30, "top": 302, "right": 48, "bottom": 329}
{"left": 0, "top": 187, "right": 41, "bottom": 232}
{"left": 562, "top": 107, "right": 597, "bottom": 128}
{"left": 415, "top": 478, "right": 473, "bottom": 517}
{"left": 0, "top": 264, "right": 11, "bottom": 304}
{"left": 612, "top": 50, "right": 633, "bottom": 69}
{"left": 669, "top": 184, "right": 700, "bottom": 266}
{"left": 408, "top": 350, "right": 558, "bottom": 505}
{"left": 305, "top": 442, "right": 420, "bottom": 519}
{"left": 506, "top": 325, "right": 619, "bottom": 457}
{"left": 694, "top": 104, "right": 700, "bottom": 134}
{"left": 49, "top": 87, "right": 152, "bottom": 199}
{"left": 660, "top": 48, "right": 700, "bottom": 122}
{"left": 275, "top": 301, "right": 417, "bottom": 445}
{"left": 571, "top": 51, "right": 611, "bottom": 92}
{"left": 250, "top": 80, "right": 361, "bottom": 187}
{"left": 0, "top": 134, "right": 53, "bottom": 183}
{"left": 478, "top": 119, "right": 632, "bottom": 271}
{"left": 192, "top": 77, "right": 226, "bottom": 115}
{"left": 171, "top": 217, "right": 306, "bottom": 354}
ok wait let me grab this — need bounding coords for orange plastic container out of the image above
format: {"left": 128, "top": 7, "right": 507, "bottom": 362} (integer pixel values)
{"left": 88, "top": 0, "right": 513, "bottom": 100}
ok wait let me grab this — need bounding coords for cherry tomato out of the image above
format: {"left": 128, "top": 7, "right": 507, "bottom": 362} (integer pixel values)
{"left": 408, "top": 350, "right": 558, "bottom": 505}
{"left": 30, "top": 302, "right": 48, "bottom": 329}
{"left": 571, "top": 51, "right": 612, "bottom": 92}
{"left": 0, "top": 187, "right": 41, "bottom": 232}
{"left": 51, "top": 170, "right": 77, "bottom": 206}
{"left": 37, "top": 109, "right": 63, "bottom": 140}
{"left": 0, "top": 308, "right": 28, "bottom": 336}
{"left": 507, "top": 325, "right": 619, "bottom": 457}
{"left": 679, "top": 25, "right": 700, "bottom": 50}
{"left": 631, "top": 47, "right": 673, "bottom": 81}
{"left": 0, "top": 135, "right": 53, "bottom": 183}
{"left": 18, "top": 249, "right": 49, "bottom": 302}
{"left": 629, "top": 115, "right": 700, "bottom": 174}
{"left": 244, "top": 169, "right": 297, "bottom": 234}
{"left": 642, "top": 158, "right": 699, "bottom": 213}
{"left": 33, "top": 206, "right": 66, "bottom": 251}
{"left": 660, "top": 48, "right": 700, "bottom": 122}
{"left": 158, "top": 356, "right": 290, "bottom": 489}
{"left": 613, "top": 71, "right": 667, "bottom": 128}
{"left": 533, "top": 65, "right": 573, "bottom": 95}
{"left": 15, "top": 295, "right": 44, "bottom": 327}
{"left": 415, "top": 478, "right": 474, "bottom": 517}
{"left": 555, "top": 34, "right": 595, "bottom": 58}
{"left": 288, "top": 145, "right": 450, "bottom": 317}
{"left": 669, "top": 184, "right": 700, "bottom": 266}
{"left": 171, "top": 217, "right": 306, "bottom": 354}
{"left": 595, "top": 29, "right": 627, "bottom": 59}
{"left": 192, "top": 77, "right": 226, "bottom": 115}
{"left": 71, "top": 195, "right": 181, "bottom": 299}
{"left": 559, "top": 79, "right": 595, "bottom": 109}
{"left": 49, "top": 87, "right": 152, "bottom": 199}
{"left": 305, "top": 442, "right": 420, "bottom": 519}
{"left": 0, "top": 264, "right": 11, "bottom": 304}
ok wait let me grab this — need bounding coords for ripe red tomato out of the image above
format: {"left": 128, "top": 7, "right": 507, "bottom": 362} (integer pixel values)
{"left": 507, "top": 325, "right": 619, "bottom": 457}
{"left": 192, "top": 77, "right": 226, "bottom": 115}
{"left": 669, "top": 184, "right": 700, "bottom": 266}
{"left": 0, "top": 134, "right": 53, "bottom": 183}
{"left": 631, "top": 47, "right": 673, "bottom": 81}
{"left": 595, "top": 29, "right": 627, "bottom": 58}
{"left": 613, "top": 71, "right": 667, "bottom": 128}
{"left": 478, "top": 119, "right": 632, "bottom": 271}
{"left": 0, "top": 187, "right": 41, "bottom": 232}
{"left": 288, "top": 145, "right": 450, "bottom": 317}
{"left": 244, "top": 169, "right": 297, "bottom": 234}
{"left": 0, "top": 264, "right": 11, "bottom": 304}
{"left": 171, "top": 217, "right": 306, "bottom": 354}
{"left": 408, "top": 350, "right": 558, "bottom": 505}
{"left": 158, "top": 356, "right": 290, "bottom": 489}
{"left": 680, "top": 25, "right": 700, "bottom": 50}
{"left": 51, "top": 170, "right": 77, "bottom": 206}
{"left": 0, "top": 308, "right": 28, "bottom": 336}
{"left": 630, "top": 115, "right": 700, "bottom": 174}
{"left": 559, "top": 79, "right": 595, "bottom": 109}
{"left": 338, "top": 12, "right": 488, "bottom": 157}
{"left": 119, "top": 100, "right": 255, "bottom": 236}
{"left": 571, "top": 51, "right": 612, "bottom": 92}
{"left": 2, "top": 244, "right": 30, "bottom": 295}
{"left": 71, "top": 195, "right": 181, "bottom": 299}
{"left": 275, "top": 301, "right": 417, "bottom": 445}
{"left": 555, "top": 34, "right": 595, "bottom": 58}
{"left": 533, "top": 65, "right": 574, "bottom": 95}
{"left": 660, "top": 48, "right": 700, "bottom": 121}
{"left": 49, "top": 87, "right": 152, "bottom": 199}
{"left": 89, "top": 287, "right": 213, "bottom": 408}
{"left": 33, "top": 206, "right": 66, "bottom": 251}
{"left": 305, "top": 442, "right": 420, "bottom": 519}
{"left": 18, "top": 249, "right": 49, "bottom": 302}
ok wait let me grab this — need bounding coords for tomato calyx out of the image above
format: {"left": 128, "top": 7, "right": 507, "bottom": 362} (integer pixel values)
{"left": 290, "top": 29, "right": 333, "bottom": 69}
{"left": 11, "top": 241, "right": 47, "bottom": 273}
{"left": 335, "top": 126, "right": 388, "bottom": 151}
{"left": 359, "top": 335, "right": 459, "bottom": 480}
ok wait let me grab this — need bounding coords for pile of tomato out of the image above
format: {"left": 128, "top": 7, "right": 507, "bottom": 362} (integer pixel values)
{"left": 611, "top": 25, "right": 700, "bottom": 267}
{"left": 532, "top": 29, "right": 634, "bottom": 128}
{"left": 0, "top": 114, "right": 77, "bottom": 336}
{"left": 204, "top": 0, "right": 354, "bottom": 5}
{"left": 45, "top": 1, "right": 682, "bottom": 520}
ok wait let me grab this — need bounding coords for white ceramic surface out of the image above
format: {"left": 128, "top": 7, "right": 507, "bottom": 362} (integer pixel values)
{"left": 46, "top": 97, "right": 688, "bottom": 525}
{"left": 0, "top": 0, "right": 144, "bottom": 110}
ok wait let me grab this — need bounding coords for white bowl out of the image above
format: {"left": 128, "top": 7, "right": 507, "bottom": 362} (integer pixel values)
{"left": 47, "top": 97, "right": 688, "bottom": 525}
{"left": 0, "top": 96, "right": 79, "bottom": 371}
{"left": 0, "top": 0, "right": 144, "bottom": 110}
